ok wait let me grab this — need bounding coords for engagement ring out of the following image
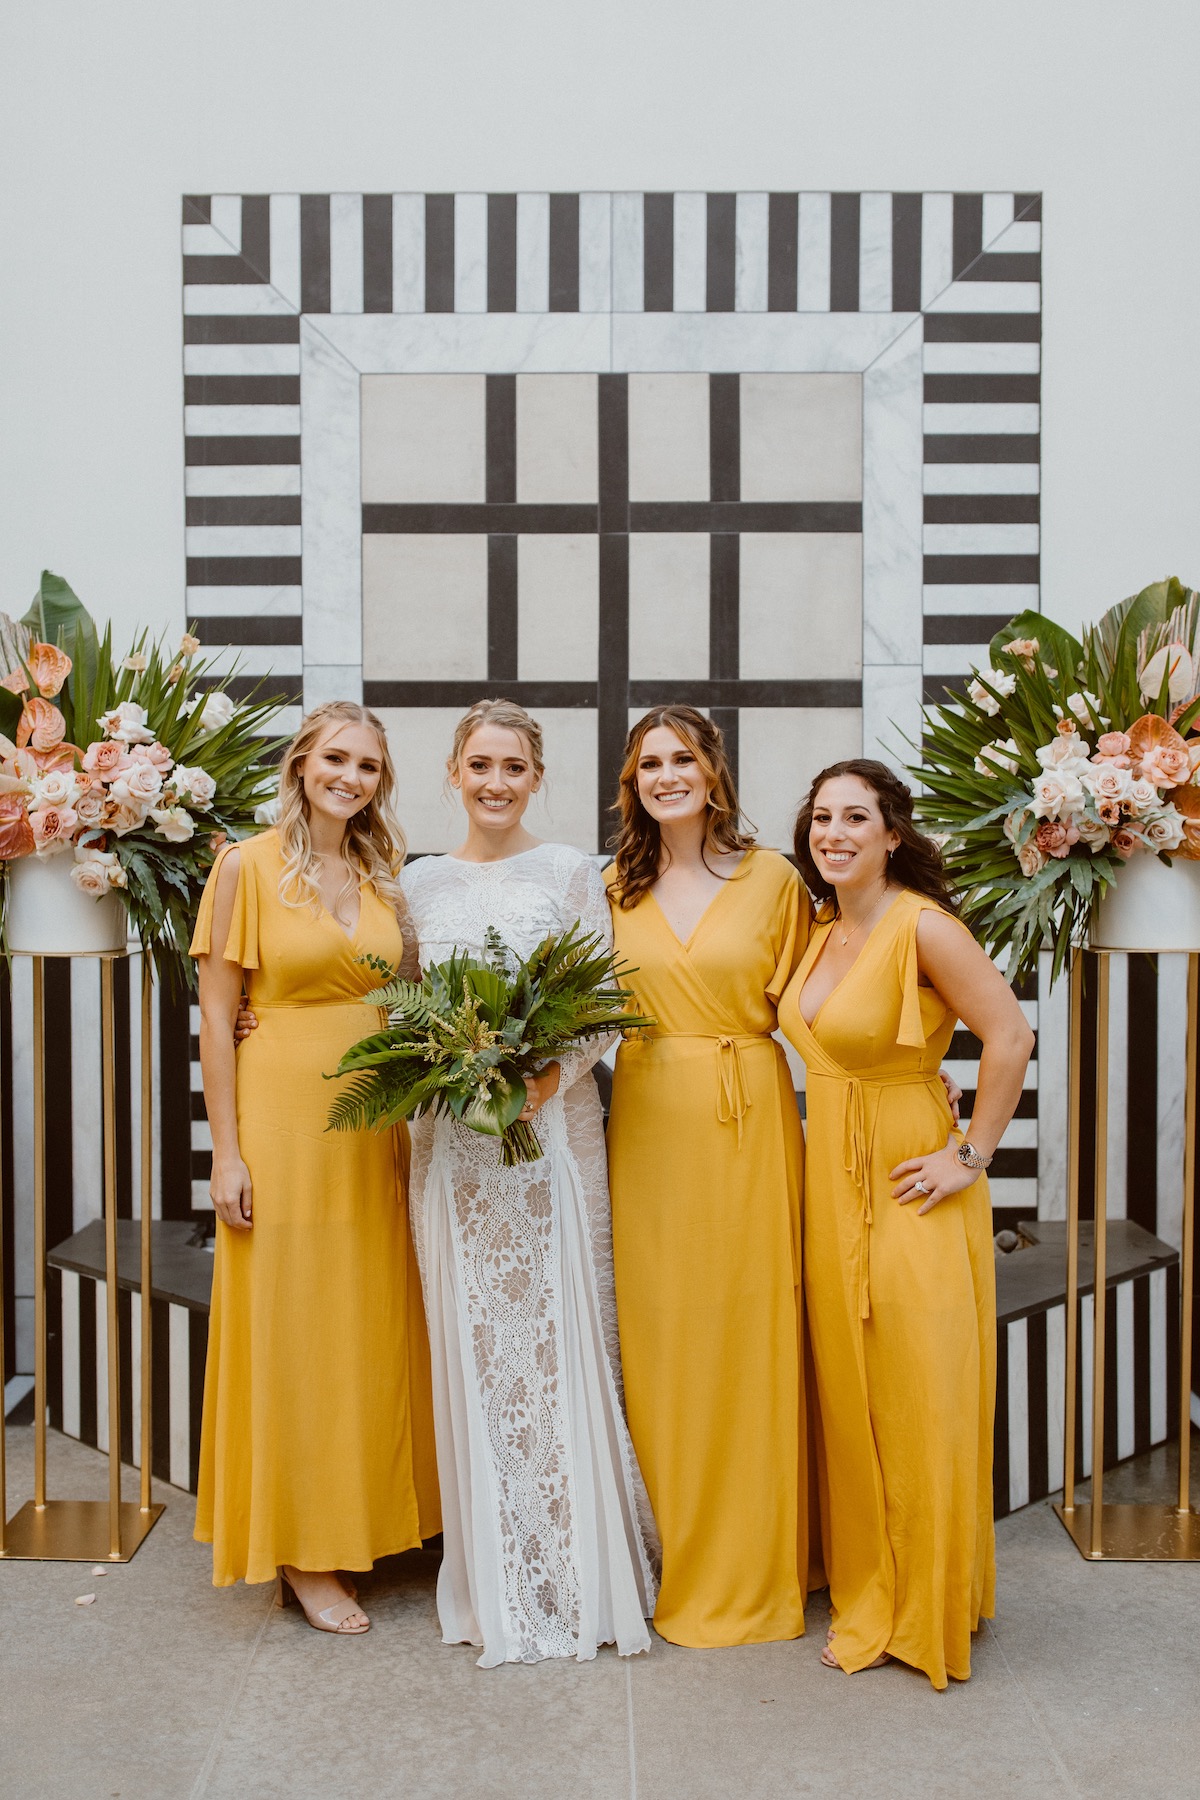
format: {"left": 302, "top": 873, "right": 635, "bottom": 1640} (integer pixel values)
{"left": 913, "top": 1180, "right": 929, "bottom": 1195}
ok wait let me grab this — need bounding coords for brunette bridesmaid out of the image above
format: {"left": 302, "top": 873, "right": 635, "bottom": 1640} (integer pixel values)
{"left": 604, "top": 707, "right": 816, "bottom": 1647}
{"left": 777, "top": 759, "right": 1033, "bottom": 1687}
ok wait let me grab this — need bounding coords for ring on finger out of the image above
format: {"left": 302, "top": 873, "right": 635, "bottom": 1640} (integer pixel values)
{"left": 913, "top": 1179, "right": 930, "bottom": 1195}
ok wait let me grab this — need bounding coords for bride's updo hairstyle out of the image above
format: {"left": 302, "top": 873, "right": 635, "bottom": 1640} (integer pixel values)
{"left": 276, "top": 700, "right": 407, "bottom": 915}
{"left": 447, "top": 697, "right": 545, "bottom": 779}
{"left": 609, "top": 705, "right": 756, "bottom": 911}
{"left": 792, "top": 757, "right": 959, "bottom": 917}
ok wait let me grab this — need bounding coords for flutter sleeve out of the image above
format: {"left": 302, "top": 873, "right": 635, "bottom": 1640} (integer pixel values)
{"left": 189, "top": 842, "right": 260, "bottom": 969}
{"left": 896, "top": 902, "right": 930, "bottom": 1050}
{"left": 556, "top": 852, "right": 617, "bottom": 1092}
{"left": 766, "top": 860, "right": 813, "bottom": 1006}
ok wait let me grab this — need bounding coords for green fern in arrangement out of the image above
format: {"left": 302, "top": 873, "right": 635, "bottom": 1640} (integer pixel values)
{"left": 328, "top": 924, "right": 656, "bottom": 1165}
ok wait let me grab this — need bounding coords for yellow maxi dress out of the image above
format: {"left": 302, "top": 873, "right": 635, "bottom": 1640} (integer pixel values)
{"left": 190, "top": 829, "right": 440, "bottom": 1586}
{"left": 605, "top": 849, "right": 814, "bottom": 1647}
{"left": 777, "top": 889, "right": 996, "bottom": 1688}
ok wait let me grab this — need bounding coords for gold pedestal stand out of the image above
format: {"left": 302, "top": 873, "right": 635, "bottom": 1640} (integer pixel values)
{"left": 0, "top": 953, "right": 164, "bottom": 1561}
{"left": 1055, "top": 948, "right": 1200, "bottom": 1560}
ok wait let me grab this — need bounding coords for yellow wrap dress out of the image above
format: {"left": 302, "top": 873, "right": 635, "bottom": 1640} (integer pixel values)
{"left": 605, "top": 849, "right": 814, "bottom": 1647}
{"left": 777, "top": 889, "right": 996, "bottom": 1688}
{"left": 190, "top": 829, "right": 440, "bottom": 1586}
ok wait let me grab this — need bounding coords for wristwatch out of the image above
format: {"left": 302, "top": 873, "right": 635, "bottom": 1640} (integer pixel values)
{"left": 956, "top": 1141, "right": 993, "bottom": 1171}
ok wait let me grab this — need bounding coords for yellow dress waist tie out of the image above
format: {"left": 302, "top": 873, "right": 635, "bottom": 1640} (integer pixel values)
{"left": 641, "top": 1033, "right": 773, "bottom": 1149}
{"left": 807, "top": 1067, "right": 949, "bottom": 1321}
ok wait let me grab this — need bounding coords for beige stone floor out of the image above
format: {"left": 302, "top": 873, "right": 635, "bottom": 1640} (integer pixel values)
{"left": 2, "top": 1426, "right": 1199, "bottom": 1800}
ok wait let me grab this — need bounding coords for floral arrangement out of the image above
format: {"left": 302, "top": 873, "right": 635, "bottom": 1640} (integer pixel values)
{"left": 328, "top": 926, "right": 654, "bottom": 1164}
{"left": 914, "top": 578, "right": 1200, "bottom": 982}
{"left": 0, "top": 572, "right": 287, "bottom": 971}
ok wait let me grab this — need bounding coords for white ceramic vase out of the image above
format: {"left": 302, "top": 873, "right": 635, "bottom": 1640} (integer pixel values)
{"left": 1090, "top": 852, "right": 1200, "bottom": 954}
{"left": 5, "top": 852, "right": 127, "bottom": 955}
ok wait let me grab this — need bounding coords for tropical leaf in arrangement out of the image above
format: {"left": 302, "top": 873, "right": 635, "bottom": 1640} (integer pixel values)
{"left": 327, "top": 927, "right": 656, "bottom": 1164}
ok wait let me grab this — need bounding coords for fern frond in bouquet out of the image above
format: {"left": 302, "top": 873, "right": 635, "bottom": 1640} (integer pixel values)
{"left": 328, "top": 923, "right": 655, "bottom": 1165}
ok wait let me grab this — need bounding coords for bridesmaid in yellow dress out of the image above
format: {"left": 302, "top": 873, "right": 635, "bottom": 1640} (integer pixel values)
{"left": 777, "top": 759, "right": 1033, "bottom": 1687}
{"left": 192, "top": 701, "right": 439, "bottom": 1632}
{"left": 605, "top": 706, "right": 815, "bottom": 1647}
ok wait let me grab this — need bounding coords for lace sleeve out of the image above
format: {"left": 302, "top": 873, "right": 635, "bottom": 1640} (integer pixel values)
{"left": 392, "top": 885, "right": 422, "bottom": 982}
{"left": 555, "top": 854, "right": 616, "bottom": 1091}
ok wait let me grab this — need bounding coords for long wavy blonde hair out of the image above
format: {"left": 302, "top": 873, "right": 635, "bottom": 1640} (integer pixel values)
{"left": 275, "top": 701, "right": 406, "bottom": 915}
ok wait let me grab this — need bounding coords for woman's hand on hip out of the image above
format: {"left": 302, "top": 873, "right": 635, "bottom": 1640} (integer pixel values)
{"left": 519, "top": 1062, "right": 561, "bottom": 1120}
{"left": 234, "top": 995, "right": 258, "bottom": 1044}
{"left": 890, "top": 1138, "right": 978, "bottom": 1215}
{"left": 211, "top": 1157, "right": 254, "bottom": 1230}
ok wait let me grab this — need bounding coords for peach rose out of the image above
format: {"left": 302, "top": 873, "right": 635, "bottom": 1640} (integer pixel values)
{"left": 1006, "top": 637, "right": 1040, "bottom": 666}
{"left": 1083, "top": 761, "right": 1131, "bottom": 805}
{"left": 110, "top": 761, "right": 164, "bottom": 806}
{"left": 70, "top": 854, "right": 115, "bottom": 898}
{"left": 1035, "top": 820, "right": 1077, "bottom": 859}
{"left": 1139, "top": 743, "right": 1190, "bottom": 788}
{"left": 1097, "top": 798, "right": 1123, "bottom": 826}
{"left": 1017, "top": 841, "right": 1047, "bottom": 876}
{"left": 30, "top": 805, "right": 78, "bottom": 849}
{"left": 27, "top": 642, "right": 72, "bottom": 699}
{"left": 129, "top": 741, "right": 173, "bottom": 773}
{"left": 1111, "top": 827, "right": 1144, "bottom": 861}
{"left": 82, "top": 739, "right": 131, "bottom": 781}
{"left": 16, "top": 697, "right": 66, "bottom": 753}
{"left": 1096, "top": 731, "right": 1132, "bottom": 764}
{"left": 179, "top": 633, "right": 201, "bottom": 658}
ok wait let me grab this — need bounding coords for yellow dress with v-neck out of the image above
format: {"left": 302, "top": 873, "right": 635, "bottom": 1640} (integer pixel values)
{"left": 190, "top": 829, "right": 440, "bottom": 1585}
{"left": 777, "top": 888, "right": 996, "bottom": 1688}
{"left": 605, "top": 849, "right": 815, "bottom": 1647}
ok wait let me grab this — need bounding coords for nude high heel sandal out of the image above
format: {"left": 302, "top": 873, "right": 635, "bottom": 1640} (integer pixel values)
{"left": 277, "top": 1567, "right": 371, "bottom": 1635}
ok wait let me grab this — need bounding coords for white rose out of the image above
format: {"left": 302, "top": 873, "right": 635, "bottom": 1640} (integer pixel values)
{"left": 1143, "top": 809, "right": 1186, "bottom": 853}
{"left": 100, "top": 701, "right": 156, "bottom": 745}
{"left": 1127, "top": 777, "right": 1160, "bottom": 816}
{"left": 1067, "top": 691, "right": 1102, "bottom": 726}
{"left": 149, "top": 804, "right": 196, "bottom": 843}
{"left": 967, "top": 669, "right": 1017, "bottom": 716}
{"left": 974, "top": 738, "right": 1021, "bottom": 778}
{"left": 110, "top": 762, "right": 164, "bottom": 806}
{"left": 32, "top": 770, "right": 79, "bottom": 810}
{"left": 1032, "top": 771, "right": 1084, "bottom": 820}
{"left": 185, "top": 690, "right": 235, "bottom": 739}
{"left": 1074, "top": 813, "right": 1112, "bottom": 850}
{"left": 172, "top": 764, "right": 216, "bottom": 809}
{"left": 1036, "top": 731, "right": 1089, "bottom": 772}
{"left": 1081, "top": 762, "right": 1132, "bottom": 805}
{"left": 70, "top": 857, "right": 113, "bottom": 899}
{"left": 253, "top": 792, "right": 280, "bottom": 826}
{"left": 1017, "top": 841, "right": 1047, "bottom": 876}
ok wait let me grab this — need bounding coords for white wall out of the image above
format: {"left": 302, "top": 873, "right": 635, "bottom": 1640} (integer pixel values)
{"left": 0, "top": 0, "right": 1197, "bottom": 645}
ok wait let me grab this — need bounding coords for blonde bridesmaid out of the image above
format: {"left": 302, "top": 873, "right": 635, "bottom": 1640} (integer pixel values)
{"left": 605, "top": 706, "right": 815, "bottom": 1648}
{"left": 192, "top": 701, "right": 439, "bottom": 1631}
{"left": 777, "top": 758, "right": 1033, "bottom": 1687}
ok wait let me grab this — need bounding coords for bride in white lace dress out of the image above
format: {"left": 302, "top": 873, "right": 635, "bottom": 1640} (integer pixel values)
{"left": 401, "top": 700, "right": 658, "bottom": 1666}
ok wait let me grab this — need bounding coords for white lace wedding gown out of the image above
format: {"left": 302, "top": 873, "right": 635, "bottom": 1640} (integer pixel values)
{"left": 401, "top": 843, "right": 659, "bottom": 1666}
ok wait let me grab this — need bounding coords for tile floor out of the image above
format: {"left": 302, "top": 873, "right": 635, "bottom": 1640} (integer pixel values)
{"left": 2, "top": 1427, "right": 1198, "bottom": 1799}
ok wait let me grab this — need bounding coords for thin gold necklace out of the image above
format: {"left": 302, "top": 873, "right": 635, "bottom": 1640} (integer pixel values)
{"left": 836, "top": 882, "right": 892, "bottom": 949}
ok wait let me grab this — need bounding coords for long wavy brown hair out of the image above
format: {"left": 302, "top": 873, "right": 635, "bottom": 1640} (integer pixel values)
{"left": 792, "top": 758, "right": 959, "bottom": 917}
{"left": 609, "top": 706, "right": 756, "bottom": 910}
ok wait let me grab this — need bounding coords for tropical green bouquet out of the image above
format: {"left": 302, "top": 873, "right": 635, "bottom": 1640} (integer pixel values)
{"left": 913, "top": 577, "right": 1200, "bottom": 984}
{"left": 328, "top": 924, "right": 655, "bottom": 1164}
{"left": 0, "top": 572, "right": 289, "bottom": 975}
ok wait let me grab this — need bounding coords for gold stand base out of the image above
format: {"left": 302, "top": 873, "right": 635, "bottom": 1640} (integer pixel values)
{"left": 1054, "top": 1501, "right": 1200, "bottom": 1561}
{"left": 0, "top": 1500, "right": 165, "bottom": 1562}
